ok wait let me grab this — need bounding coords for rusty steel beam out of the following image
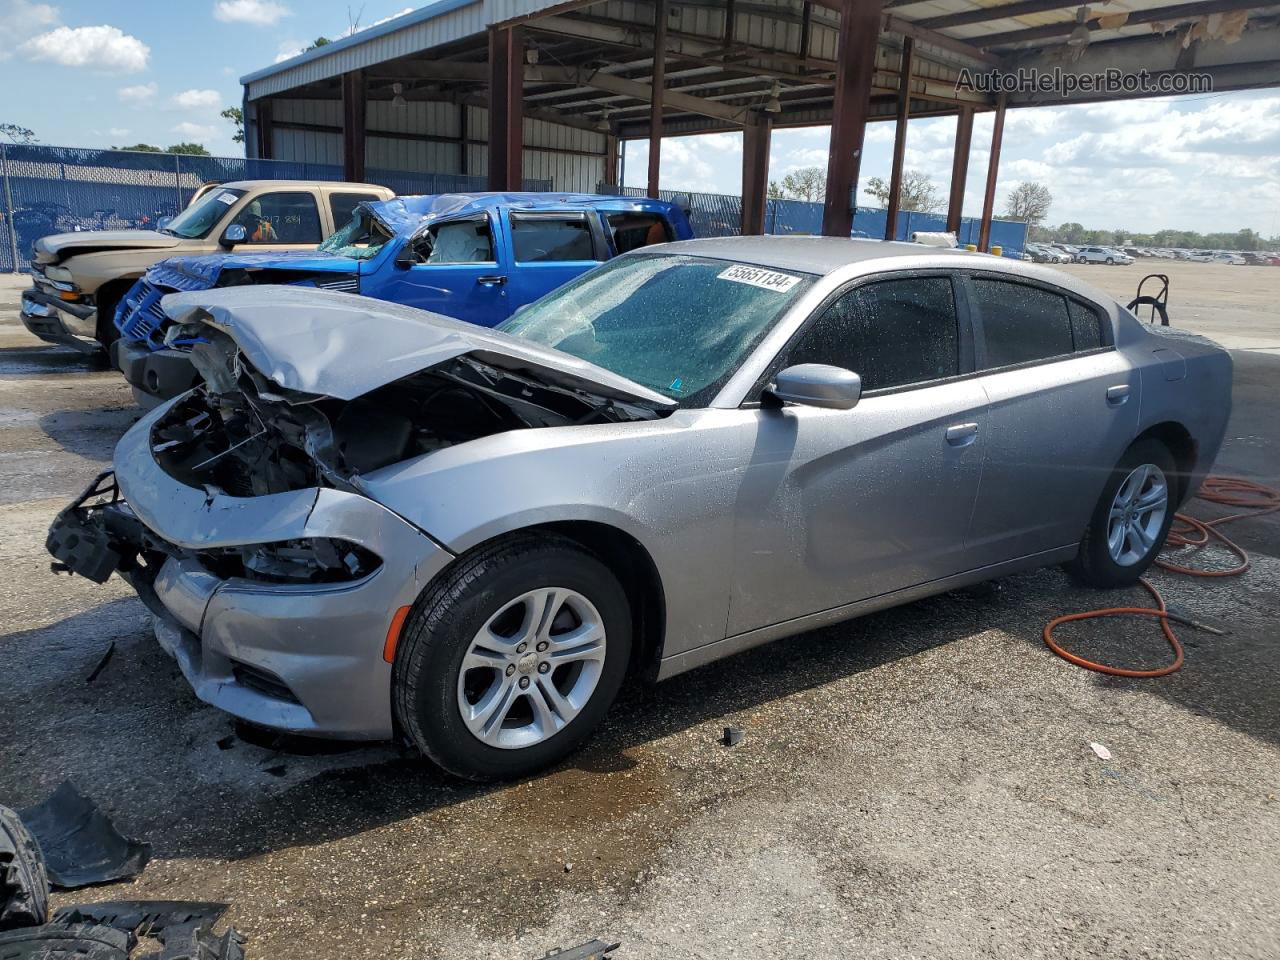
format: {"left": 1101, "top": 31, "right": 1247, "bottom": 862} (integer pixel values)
{"left": 881, "top": 14, "right": 1003, "bottom": 66}
{"left": 741, "top": 114, "right": 772, "bottom": 234}
{"left": 256, "top": 98, "right": 274, "bottom": 159}
{"left": 946, "top": 105, "right": 974, "bottom": 234}
{"left": 341, "top": 70, "right": 366, "bottom": 182}
{"left": 978, "top": 93, "right": 1006, "bottom": 251}
{"left": 919, "top": 0, "right": 1087, "bottom": 30}
{"left": 648, "top": 0, "right": 668, "bottom": 197}
{"left": 884, "top": 36, "right": 913, "bottom": 240}
{"left": 504, "top": 26, "right": 525, "bottom": 190}
{"left": 487, "top": 28, "right": 509, "bottom": 189}
{"left": 822, "top": 0, "right": 884, "bottom": 237}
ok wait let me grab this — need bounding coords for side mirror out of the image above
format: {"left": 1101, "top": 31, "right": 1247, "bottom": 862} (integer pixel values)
{"left": 768, "top": 364, "right": 862, "bottom": 410}
{"left": 157, "top": 216, "right": 173, "bottom": 230}
{"left": 220, "top": 223, "right": 247, "bottom": 248}
{"left": 394, "top": 245, "right": 416, "bottom": 269}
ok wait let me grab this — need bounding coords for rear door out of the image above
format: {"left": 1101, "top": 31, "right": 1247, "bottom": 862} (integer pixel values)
{"left": 372, "top": 212, "right": 509, "bottom": 326}
{"left": 963, "top": 274, "right": 1139, "bottom": 564}
{"left": 502, "top": 210, "right": 607, "bottom": 309}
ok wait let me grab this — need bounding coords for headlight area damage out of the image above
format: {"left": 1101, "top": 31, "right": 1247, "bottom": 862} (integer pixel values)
{"left": 45, "top": 286, "right": 674, "bottom": 738}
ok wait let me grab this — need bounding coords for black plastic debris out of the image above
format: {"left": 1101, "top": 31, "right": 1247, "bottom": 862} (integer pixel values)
{"left": 85, "top": 641, "right": 116, "bottom": 683}
{"left": 18, "top": 783, "right": 151, "bottom": 889}
{"left": 0, "top": 922, "right": 133, "bottom": 960}
{"left": 51, "top": 901, "right": 242, "bottom": 960}
{"left": 722, "top": 725, "right": 745, "bottom": 747}
{"left": 158, "top": 925, "right": 247, "bottom": 960}
{"left": 539, "top": 939, "right": 620, "bottom": 959}
{"left": 0, "top": 805, "right": 49, "bottom": 930}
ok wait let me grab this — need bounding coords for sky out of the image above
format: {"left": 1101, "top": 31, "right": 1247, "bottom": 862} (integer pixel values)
{"left": 3, "top": 0, "right": 1279, "bottom": 237}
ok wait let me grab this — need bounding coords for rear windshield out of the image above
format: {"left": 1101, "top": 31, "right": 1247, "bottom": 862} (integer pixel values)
{"left": 499, "top": 253, "right": 816, "bottom": 406}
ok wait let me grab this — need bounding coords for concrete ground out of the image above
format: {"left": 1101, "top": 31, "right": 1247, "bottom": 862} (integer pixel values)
{"left": 0, "top": 262, "right": 1278, "bottom": 960}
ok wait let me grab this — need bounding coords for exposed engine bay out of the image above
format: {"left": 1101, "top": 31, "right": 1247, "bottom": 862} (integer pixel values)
{"left": 151, "top": 327, "right": 663, "bottom": 498}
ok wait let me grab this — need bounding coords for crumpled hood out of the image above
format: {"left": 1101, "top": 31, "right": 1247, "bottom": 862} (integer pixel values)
{"left": 159, "top": 285, "right": 676, "bottom": 409}
{"left": 35, "top": 230, "right": 181, "bottom": 262}
{"left": 149, "top": 250, "right": 359, "bottom": 288}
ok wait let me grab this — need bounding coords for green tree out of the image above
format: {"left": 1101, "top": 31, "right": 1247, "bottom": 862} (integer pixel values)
{"left": 306, "top": 36, "right": 331, "bottom": 50}
{"left": 773, "top": 166, "right": 826, "bottom": 203}
{"left": 220, "top": 106, "right": 244, "bottom": 145}
{"left": 1004, "top": 181, "right": 1053, "bottom": 227}
{"left": 863, "top": 170, "right": 941, "bottom": 213}
{"left": 166, "top": 142, "right": 211, "bottom": 156}
{"left": 114, "top": 143, "right": 164, "bottom": 152}
{"left": 0, "top": 122, "right": 37, "bottom": 144}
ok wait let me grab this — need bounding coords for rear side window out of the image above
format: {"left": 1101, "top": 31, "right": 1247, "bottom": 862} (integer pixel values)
{"left": 329, "top": 192, "right": 381, "bottom": 230}
{"left": 234, "top": 191, "right": 322, "bottom": 244}
{"left": 1068, "top": 300, "right": 1104, "bottom": 350}
{"left": 510, "top": 215, "right": 597, "bottom": 262}
{"left": 606, "top": 213, "right": 670, "bottom": 254}
{"left": 971, "top": 278, "right": 1073, "bottom": 368}
{"left": 784, "top": 276, "right": 959, "bottom": 392}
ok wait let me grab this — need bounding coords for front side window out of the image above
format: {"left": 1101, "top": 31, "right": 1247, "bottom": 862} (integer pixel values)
{"left": 318, "top": 210, "right": 394, "bottom": 261}
{"left": 972, "top": 277, "right": 1074, "bottom": 368}
{"left": 510, "top": 215, "right": 597, "bottom": 263}
{"left": 164, "top": 187, "right": 246, "bottom": 239}
{"left": 412, "top": 218, "right": 494, "bottom": 264}
{"left": 783, "top": 276, "right": 959, "bottom": 392}
{"left": 500, "top": 254, "right": 816, "bottom": 405}
{"left": 232, "top": 192, "right": 322, "bottom": 244}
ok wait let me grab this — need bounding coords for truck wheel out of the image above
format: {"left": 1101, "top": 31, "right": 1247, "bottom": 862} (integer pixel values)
{"left": 94, "top": 286, "right": 127, "bottom": 351}
{"left": 392, "top": 534, "right": 631, "bottom": 781}
{"left": 1065, "top": 439, "right": 1177, "bottom": 588}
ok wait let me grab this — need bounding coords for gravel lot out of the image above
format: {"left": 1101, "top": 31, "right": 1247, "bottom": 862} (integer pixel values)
{"left": 1, "top": 260, "right": 1278, "bottom": 960}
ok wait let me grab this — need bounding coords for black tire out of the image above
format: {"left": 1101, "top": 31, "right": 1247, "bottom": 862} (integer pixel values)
{"left": 1065, "top": 439, "right": 1178, "bottom": 588}
{"left": 94, "top": 287, "right": 126, "bottom": 352}
{"left": 0, "top": 923, "right": 132, "bottom": 959}
{"left": 1106, "top": 257, "right": 1115, "bottom": 265}
{"left": 0, "top": 805, "right": 48, "bottom": 931}
{"left": 392, "top": 534, "right": 632, "bottom": 781}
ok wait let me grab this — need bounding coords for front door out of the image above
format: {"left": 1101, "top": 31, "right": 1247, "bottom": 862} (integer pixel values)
{"left": 373, "top": 213, "right": 509, "bottom": 327}
{"left": 728, "top": 273, "right": 989, "bottom": 636}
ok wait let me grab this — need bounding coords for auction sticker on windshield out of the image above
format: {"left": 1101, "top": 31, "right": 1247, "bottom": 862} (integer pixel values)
{"left": 717, "top": 264, "right": 801, "bottom": 292}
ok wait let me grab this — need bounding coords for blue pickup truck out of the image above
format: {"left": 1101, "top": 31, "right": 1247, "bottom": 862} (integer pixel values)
{"left": 113, "top": 192, "right": 692, "bottom": 402}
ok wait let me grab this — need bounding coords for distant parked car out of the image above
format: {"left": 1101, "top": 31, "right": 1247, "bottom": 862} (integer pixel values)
{"left": 1076, "top": 246, "right": 1133, "bottom": 265}
{"left": 1187, "top": 250, "right": 1217, "bottom": 262}
{"left": 1210, "top": 252, "right": 1246, "bottom": 265}
{"left": 21, "top": 179, "right": 395, "bottom": 354}
{"left": 113, "top": 192, "right": 693, "bottom": 404}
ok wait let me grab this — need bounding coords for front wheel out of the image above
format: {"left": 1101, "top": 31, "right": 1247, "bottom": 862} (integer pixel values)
{"left": 1106, "top": 257, "right": 1115, "bottom": 265}
{"left": 1065, "top": 439, "right": 1177, "bottom": 588}
{"left": 392, "top": 535, "right": 632, "bottom": 780}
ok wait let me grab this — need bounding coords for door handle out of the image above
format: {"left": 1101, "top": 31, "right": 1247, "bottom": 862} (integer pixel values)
{"left": 1106, "top": 384, "right": 1131, "bottom": 405}
{"left": 945, "top": 422, "right": 979, "bottom": 447}
{"left": 476, "top": 275, "right": 506, "bottom": 286}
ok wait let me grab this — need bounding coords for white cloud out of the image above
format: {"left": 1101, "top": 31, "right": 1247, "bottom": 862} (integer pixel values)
{"left": 20, "top": 24, "right": 149, "bottom": 72}
{"left": 108, "top": 127, "right": 129, "bottom": 137}
{"left": 171, "top": 88, "right": 222, "bottom": 110}
{"left": 0, "top": 0, "right": 59, "bottom": 59}
{"left": 273, "top": 39, "right": 305, "bottom": 63}
{"left": 118, "top": 82, "right": 157, "bottom": 103}
{"left": 171, "top": 121, "right": 216, "bottom": 141}
{"left": 341, "top": 6, "right": 414, "bottom": 37}
{"left": 213, "top": 0, "right": 289, "bottom": 25}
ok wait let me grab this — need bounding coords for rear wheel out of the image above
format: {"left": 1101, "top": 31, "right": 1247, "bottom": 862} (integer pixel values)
{"left": 392, "top": 534, "right": 631, "bottom": 780}
{"left": 1065, "top": 439, "right": 1177, "bottom": 588}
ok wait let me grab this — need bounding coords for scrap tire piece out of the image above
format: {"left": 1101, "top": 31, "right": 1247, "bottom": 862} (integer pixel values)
{"left": 0, "top": 922, "right": 132, "bottom": 960}
{"left": 0, "top": 805, "right": 49, "bottom": 931}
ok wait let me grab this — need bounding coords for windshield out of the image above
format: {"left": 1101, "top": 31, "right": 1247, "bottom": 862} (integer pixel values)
{"left": 165, "top": 187, "right": 246, "bottom": 239}
{"left": 499, "top": 253, "right": 816, "bottom": 405}
{"left": 318, "top": 210, "right": 394, "bottom": 260}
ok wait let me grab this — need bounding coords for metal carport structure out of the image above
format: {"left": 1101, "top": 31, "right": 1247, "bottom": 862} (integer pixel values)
{"left": 240, "top": 0, "right": 1280, "bottom": 243}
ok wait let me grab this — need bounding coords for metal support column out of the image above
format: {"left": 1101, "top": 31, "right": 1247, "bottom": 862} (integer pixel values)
{"left": 741, "top": 116, "right": 772, "bottom": 235}
{"left": 341, "top": 70, "right": 366, "bottom": 183}
{"left": 821, "top": 0, "right": 884, "bottom": 237}
{"left": 978, "top": 93, "right": 1007, "bottom": 252}
{"left": 604, "top": 134, "right": 619, "bottom": 187}
{"left": 647, "top": 0, "right": 668, "bottom": 198}
{"left": 945, "top": 106, "right": 974, "bottom": 235}
{"left": 884, "top": 37, "right": 913, "bottom": 241}
{"left": 487, "top": 27, "right": 510, "bottom": 190}
{"left": 504, "top": 26, "right": 525, "bottom": 191}
{"left": 256, "top": 98, "right": 274, "bottom": 160}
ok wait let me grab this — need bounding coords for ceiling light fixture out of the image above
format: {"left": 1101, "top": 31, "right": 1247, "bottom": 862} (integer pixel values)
{"left": 1067, "top": 6, "right": 1092, "bottom": 47}
{"left": 391, "top": 82, "right": 406, "bottom": 107}
{"left": 765, "top": 81, "right": 782, "bottom": 113}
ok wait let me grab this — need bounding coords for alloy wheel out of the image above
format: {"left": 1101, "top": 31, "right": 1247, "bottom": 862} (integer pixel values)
{"left": 456, "top": 587, "right": 607, "bottom": 749}
{"left": 1106, "top": 463, "right": 1169, "bottom": 566}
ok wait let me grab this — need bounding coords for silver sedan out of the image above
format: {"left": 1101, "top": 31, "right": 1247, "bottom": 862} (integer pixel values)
{"left": 48, "top": 238, "right": 1232, "bottom": 779}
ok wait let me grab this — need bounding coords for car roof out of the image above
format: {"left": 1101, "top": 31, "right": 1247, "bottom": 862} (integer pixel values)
{"left": 642, "top": 235, "right": 979, "bottom": 276}
{"left": 369, "top": 191, "right": 681, "bottom": 233}
{"left": 220, "top": 180, "right": 391, "bottom": 191}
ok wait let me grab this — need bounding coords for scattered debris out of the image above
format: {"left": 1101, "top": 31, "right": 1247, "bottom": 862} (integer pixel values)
{"left": 1090, "top": 742, "right": 1113, "bottom": 761}
{"left": 215, "top": 735, "right": 236, "bottom": 751}
{"left": 0, "top": 805, "right": 48, "bottom": 930}
{"left": 722, "top": 725, "right": 745, "bottom": 747}
{"left": 85, "top": 641, "right": 116, "bottom": 683}
{"left": 53, "top": 901, "right": 228, "bottom": 939}
{"left": 0, "top": 921, "right": 133, "bottom": 960}
{"left": 261, "top": 765, "right": 287, "bottom": 778}
{"left": 563, "top": 863, "right": 573, "bottom": 873}
{"left": 17, "top": 783, "right": 151, "bottom": 889}
{"left": 539, "top": 939, "right": 620, "bottom": 959}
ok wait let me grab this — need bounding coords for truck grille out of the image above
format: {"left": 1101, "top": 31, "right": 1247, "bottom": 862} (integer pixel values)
{"left": 115, "top": 281, "right": 170, "bottom": 349}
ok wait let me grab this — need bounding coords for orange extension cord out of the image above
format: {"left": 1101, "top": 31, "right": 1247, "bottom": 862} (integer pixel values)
{"left": 1043, "top": 475, "right": 1280, "bottom": 677}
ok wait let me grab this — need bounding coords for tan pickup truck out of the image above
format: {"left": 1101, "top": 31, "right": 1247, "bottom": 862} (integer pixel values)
{"left": 21, "top": 179, "right": 394, "bottom": 354}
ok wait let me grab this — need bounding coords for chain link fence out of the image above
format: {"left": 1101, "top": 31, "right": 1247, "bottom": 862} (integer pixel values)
{"left": 0, "top": 144, "right": 552, "bottom": 272}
